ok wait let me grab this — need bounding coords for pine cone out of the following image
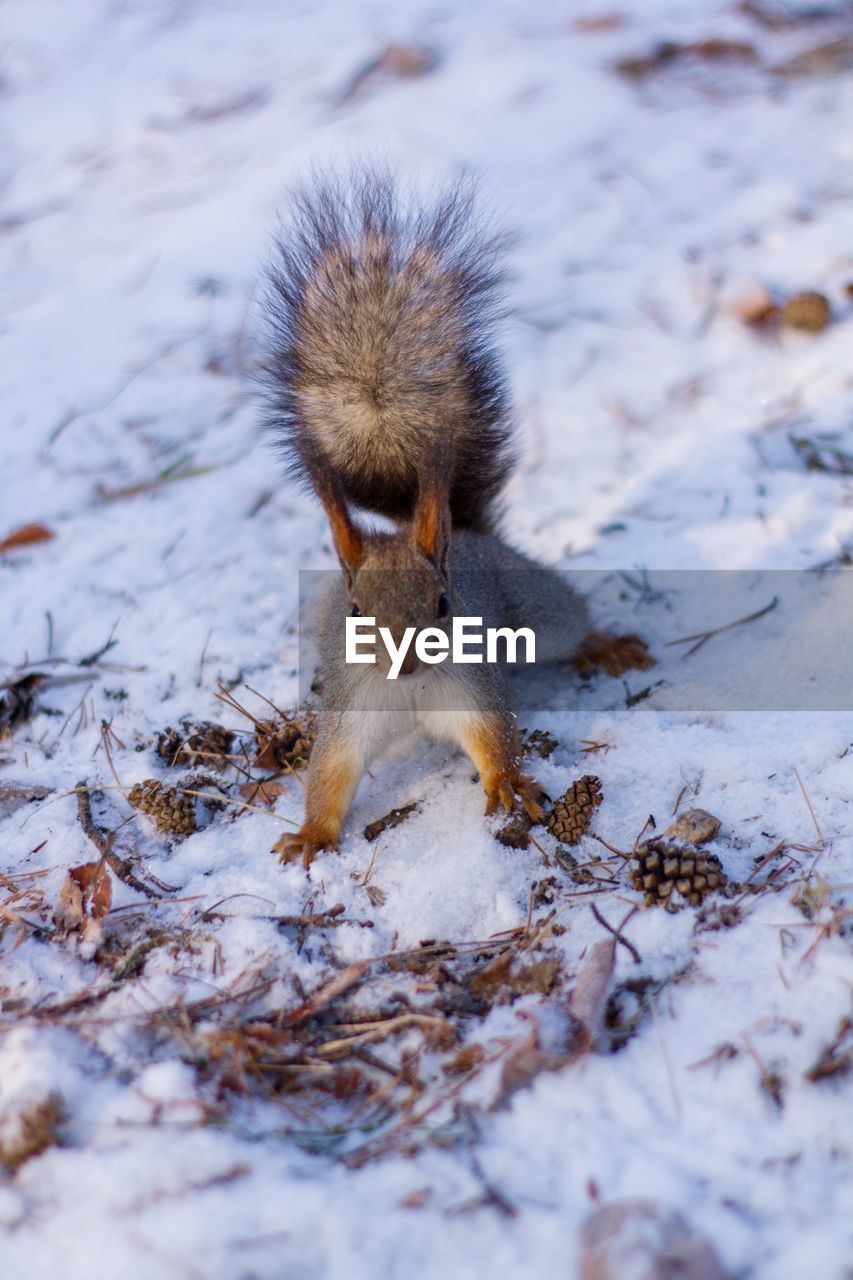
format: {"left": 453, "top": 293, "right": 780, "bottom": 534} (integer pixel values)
{"left": 546, "top": 775, "right": 603, "bottom": 845}
{"left": 128, "top": 780, "right": 196, "bottom": 837}
{"left": 157, "top": 721, "right": 234, "bottom": 770}
{"left": 253, "top": 709, "right": 317, "bottom": 773}
{"left": 631, "top": 838, "right": 725, "bottom": 909}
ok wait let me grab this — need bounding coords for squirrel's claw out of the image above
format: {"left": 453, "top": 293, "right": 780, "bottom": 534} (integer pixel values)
{"left": 574, "top": 630, "right": 656, "bottom": 678}
{"left": 272, "top": 826, "right": 339, "bottom": 870}
{"left": 485, "top": 773, "right": 545, "bottom": 823}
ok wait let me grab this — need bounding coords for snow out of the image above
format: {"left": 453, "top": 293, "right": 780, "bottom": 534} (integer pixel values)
{"left": 2, "top": 0, "right": 852, "bottom": 1276}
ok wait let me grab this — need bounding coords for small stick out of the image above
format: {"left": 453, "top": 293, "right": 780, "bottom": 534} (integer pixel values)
{"left": 197, "top": 628, "right": 213, "bottom": 689}
{"left": 214, "top": 683, "right": 264, "bottom": 729}
{"left": 79, "top": 621, "right": 121, "bottom": 667}
{"left": 590, "top": 903, "right": 641, "bottom": 964}
{"left": 665, "top": 596, "right": 778, "bottom": 659}
{"left": 243, "top": 683, "right": 289, "bottom": 720}
{"left": 272, "top": 905, "right": 373, "bottom": 931}
{"left": 527, "top": 832, "right": 547, "bottom": 858}
{"left": 286, "top": 962, "right": 370, "bottom": 1026}
{"left": 174, "top": 787, "right": 298, "bottom": 825}
{"left": 794, "top": 767, "right": 824, "bottom": 849}
{"left": 651, "top": 996, "right": 681, "bottom": 1123}
{"left": 75, "top": 781, "right": 162, "bottom": 899}
{"left": 100, "top": 721, "right": 124, "bottom": 791}
{"left": 589, "top": 833, "right": 632, "bottom": 860}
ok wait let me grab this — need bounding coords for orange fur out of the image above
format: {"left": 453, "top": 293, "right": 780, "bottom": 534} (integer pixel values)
{"left": 459, "top": 716, "right": 545, "bottom": 821}
{"left": 414, "top": 489, "right": 441, "bottom": 561}
{"left": 324, "top": 498, "right": 365, "bottom": 575}
{"left": 273, "top": 739, "right": 362, "bottom": 868}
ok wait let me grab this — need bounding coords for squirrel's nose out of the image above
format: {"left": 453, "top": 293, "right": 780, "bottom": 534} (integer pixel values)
{"left": 398, "top": 649, "right": 420, "bottom": 677}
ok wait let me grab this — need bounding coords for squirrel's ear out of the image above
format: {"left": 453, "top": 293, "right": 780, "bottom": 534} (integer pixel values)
{"left": 412, "top": 479, "right": 450, "bottom": 577}
{"left": 323, "top": 494, "right": 365, "bottom": 587}
{"left": 304, "top": 448, "right": 365, "bottom": 585}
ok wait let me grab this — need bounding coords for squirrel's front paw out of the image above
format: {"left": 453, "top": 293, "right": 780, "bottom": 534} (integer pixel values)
{"left": 484, "top": 772, "right": 546, "bottom": 823}
{"left": 574, "top": 630, "right": 656, "bottom": 678}
{"left": 272, "top": 822, "right": 339, "bottom": 870}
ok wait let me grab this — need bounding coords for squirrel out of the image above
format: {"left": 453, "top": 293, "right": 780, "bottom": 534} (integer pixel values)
{"left": 261, "top": 169, "right": 653, "bottom": 866}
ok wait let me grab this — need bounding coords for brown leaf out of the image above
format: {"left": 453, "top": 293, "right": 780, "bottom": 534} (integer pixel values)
{"left": 579, "top": 1200, "right": 732, "bottom": 1280}
{"left": 468, "top": 950, "right": 513, "bottom": 1000}
{"left": 338, "top": 43, "right": 439, "bottom": 104}
{"left": 493, "top": 938, "right": 616, "bottom": 1107}
{"left": 728, "top": 281, "right": 778, "bottom": 327}
{"left": 442, "top": 1043, "right": 486, "bottom": 1076}
{"left": 495, "top": 1025, "right": 559, "bottom": 1102}
{"left": 53, "top": 875, "right": 85, "bottom": 933}
{"left": 239, "top": 778, "right": 286, "bottom": 807}
{"left": 773, "top": 36, "right": 853, "bottom": 79}
{"left": 617, "top": 38, "right": 757, "bottom": 80}
{"left": 85, "top": 861, "right": 112, "bottom": 919}
{"left": 470, "top": 950, "right": 563, "bottom": 1005}
{"left": 380, "top": 45, "right": 438, "bottom": 77}
{"left": 574, "top": 13, "right": 625, "bottom": 32}
{"left": 399, "top": 1187, "right": 433, "bottom": 1210}
{"left": 0, "top": 523, "right": 55, "bottom": 554}
{"left": 569, "top": 938, "right": 617, "bottom": 1046}
{"left": 54, "top": 860, "right": 112, "bottom": 934}
{"left": 805, "top": 1017, "right": 853, "bottom": 1082}
{"left": 0, "top": 1096, "right": 66, "bottom": 1173}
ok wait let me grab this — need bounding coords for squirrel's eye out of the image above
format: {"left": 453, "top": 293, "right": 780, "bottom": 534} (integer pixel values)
{"left": 436, "top": 593, "right": 450, "bottom": 620}
{"left": 350, "top": 603, "right": 362, "bottom": 617}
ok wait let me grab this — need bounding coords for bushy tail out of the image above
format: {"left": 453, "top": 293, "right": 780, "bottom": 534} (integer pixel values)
{"left": 261, "top": 169, "right": 514, "bottom": 532}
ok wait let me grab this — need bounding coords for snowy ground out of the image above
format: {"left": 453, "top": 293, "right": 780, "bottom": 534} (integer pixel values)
{"left": 2, "top": 1, "right": 852, "bottom": 1277}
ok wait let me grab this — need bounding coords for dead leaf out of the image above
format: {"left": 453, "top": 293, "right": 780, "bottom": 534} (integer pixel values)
{"left": 617, "top": 38, "right": 758, "bottom": 80}
{"left": 442, "top": 1043, "right": 486, "bottom": 1075}
{"left": 805, "top": 1017, "right": 853, "bottom": 1082}
{"left": 338, "top": 44, "right": 439, "bottom": 104}
{"left": 239, "top": 778, "right": 286, "bottom": 807}
{"left": 728, "top": 280, "right": 778, "bottom": 327}
{"left": 569, "top": 938, "right": 617, "bottom": 1048}
{"left": 399, "top": 1187, "right": 433, "bottom": 1209}
{"left": 54, "top": 860, "right": 112, "bottom": 938}
{"left": 492, "top": 938, "right": 616, "bottom": 1106}
{"left": 0, "top": 1096, "right": 66, "bottom": 1173}
{"left": 366, "top": 884, "right": 387, "bottom": 908}
{"left": 470, "top": 951, "right": 562, "bottom": 1004}
{"left": 574, "top": 14, "right": 625, "bottom": 32}
{"left": 0, "top": 523, "right": 55, "bottom": 554}
{"left": 579, "top": 1199, "right": 732, "bottom": 1279}
{"left": 53, "top": 876, "right": 85, "bottom": 933}
{"left": 773, "top": 35, "right": 853, "bottom": 78}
